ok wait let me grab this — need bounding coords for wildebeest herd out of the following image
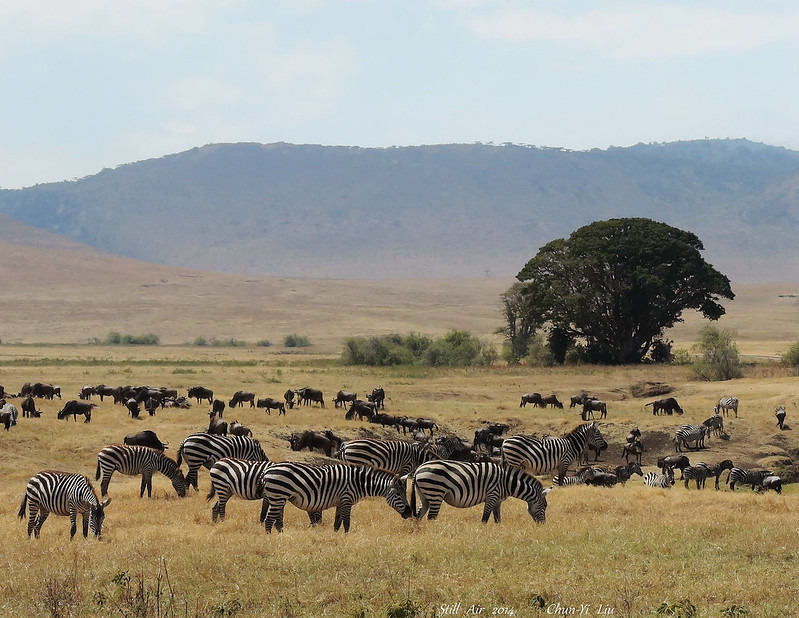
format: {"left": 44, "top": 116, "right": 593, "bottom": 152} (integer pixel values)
{"left": 3, "top": 379, "right": 789, "bottom": 539}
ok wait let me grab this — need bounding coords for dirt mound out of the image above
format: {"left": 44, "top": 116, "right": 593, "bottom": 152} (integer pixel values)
{"left": 630, "top": 381, "right": 673, "bottom": 398}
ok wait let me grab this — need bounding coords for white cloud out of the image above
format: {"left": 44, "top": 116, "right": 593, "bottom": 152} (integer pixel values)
{"left": 465, "top": 3, "right": 799, "bottom": 59}
{"left": 164, "top": 76, "right": 244, "bottom": 113}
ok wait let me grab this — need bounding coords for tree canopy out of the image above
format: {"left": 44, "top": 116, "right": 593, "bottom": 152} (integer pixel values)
{"left": 507, "top": 218, "right": 734, "bottom": 364}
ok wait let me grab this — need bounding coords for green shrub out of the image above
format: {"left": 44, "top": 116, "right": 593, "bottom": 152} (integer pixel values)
{"left": 342, "top": 331, "right": 495, "bottom": 367}
{"left": 691, "top": 326, "right": 741, "bottom": 381}
{"left": 256, "top": 339, "right": 272, "bottom": 347}
{"left": 782, "top": 341, "right": 799, "bottom": 368}
{"left": 524, "top": 334, "right": 556, "bottom": 367}
{"left": 102, "top": 331, "right": 159, "bottom": 345}
{"left": 194, "top": 337, "right": 207, "bottom": 346}
{"left": 283, "top": 334, "right": 311, "bottom": 348}
{"left": 210, "top": 337, "right": 246, "bottom": 347}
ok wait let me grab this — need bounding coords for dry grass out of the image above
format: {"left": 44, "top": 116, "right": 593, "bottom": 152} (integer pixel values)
{"left": 1, "top": 351, "right": 798, "bottom": 617}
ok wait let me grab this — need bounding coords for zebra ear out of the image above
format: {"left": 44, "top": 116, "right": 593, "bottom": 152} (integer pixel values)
{"left": 542, "top": 488, "right": 551, "bottom": 496}
{"left": 398, "top": 474, "right": 410, "bottom": 482}
{"left": 101, "top": 498, "right": 112, "bottom": 508}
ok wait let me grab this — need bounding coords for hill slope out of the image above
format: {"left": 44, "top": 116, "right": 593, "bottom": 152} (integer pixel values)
{"left": 1, "top": 139, "right": 799, "bottom": 280}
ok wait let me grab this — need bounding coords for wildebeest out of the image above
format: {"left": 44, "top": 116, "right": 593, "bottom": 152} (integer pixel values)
{"left": 323, "top": 430, "right": 345, "bottom": 453}
{"left": 541, "top": 394, "right": 563, "bottom": 409}
{"left": 229, "top": 391, "right": 255, "bottom": 408}
{"left": 758, "top": 475, "right": 782, "bottom": 494}
{"left": 569, "top": 393, "right": 595, "bottom": 408}
{"left": 212, "top": 399, "right": 225, "bottom": 417}
{"left": 124, "top": 430, "right": 168, "bottom": 451}
{"left": 125, "top": 398, "right": 141, "bottom": 419}
{"left": 369, "top": 413, "right": 398, "bottom": 428}
{"left": 0, "top": 401, "right": 18, "bottom": 430}
{"left": 93, "top": 385, "right": 117, "bottom": 402}
{"left": 79, "top": 385, "right": 94, "bottom": 400}
{"left": 207, "top": 412, "right": 228, "bottom": 435}
{"left": 621, "top": 440, "right": 644, "bottom": 464}
{"left": 257, "top": 397, "right": 286, "bottom": 416}
{"left": 626, "top": 427, "right": 641, "bottom": 444}
{"left": 520, "top": 393, "right": 544, "bottom": 408}
{"left": 289, "top": 430, "right": 336, "bottom": 457}
{"left": 144, "top": 397, "right": 159, "bottom": 417}
{"left": 346, "top": 399, "right": 375, "bottom": 421}
{"left": 414, "top": 418, "right": 439, "bottom": 437}
{"left": 284, "top": 389, "right": 295, "bottom": 409}
{"left": 21, "top": 396, "right": 41, "bottom": 418}
{"left": 296, "top": 387, "right": 325, "bottom": 407}
{"left": 333, "top": 390, "right": 358, "bottom": 408}
{"left": 57, "top": 400, "right": 95, "bottom": 423}
{"left": 582, "top": 399, "right": 607, "bottom": 420}
{"left": 31, "top": 383, "right": 61, "bottom": 399}
{"left": 229, "top": 421, "right": 253, "bottom": 437}
{"left": 646, "top": 397, "right": 683, "bottom": 415}
{"left": 776, "top": 406, "right": 787, "bottom": 430}
{"left": 702, "top": 414, "right": 724, "bottom": 437}
{"left": 188, "top": 386, "right": 214, "bottom": 404}
{"left": 367, "top": 387, "right": 386, "bottom": 410}
{"left": 657, "top": 455, "right": 690, "bottom": 479}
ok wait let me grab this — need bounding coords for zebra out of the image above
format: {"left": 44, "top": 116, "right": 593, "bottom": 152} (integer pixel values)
{"left": 205, "top": 458, "right": 324, "bottom": 525}
{"left": 411, "top": 460, "right": 549, "bottom": 523}
{"left": 727, "top": 467, "right": 772, "bottom": 491}
{"left": 336, "top": 438, "right": 437, "bottom": 475}
{"left": 714, "top": 397, "right": 739, "bottom": 418}
{"left": 682, "top": 465, "right": 710, "bottom": 490}
{"left": 177, "top": 433, "right": 268, "bottom": 491}
{"left": 260, "top": 462, "right": 411, "bottom": 533}
{"left": 776, "top": 406, "right": 786, "bottom": 430}
{"left": 643, "top": 468, "right": 674, "bottom": 489}
{"left": 552, "top": 466, "right": 596, "bottom": 487}
{"left": 501, "top": 422, "right": 606, "bottom": 485}
{"left": 702, "top": 414, "right": 724, "bottom": 437}
{"left": 674, "top": 424, "right": 710, "bottom": 452}
{"left": 18, "top": 470, "right": 111, "bottom": 539}
{"left": 695, "top": 460, "right": 734, "bottom": 490}
{"left": 96, "top": 444, "right": 186, "bottom": 498}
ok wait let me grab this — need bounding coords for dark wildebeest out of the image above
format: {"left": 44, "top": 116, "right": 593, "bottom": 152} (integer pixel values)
{"left": 346, "top": 399, "right": 375, "bottom": 421}
{"left": 657, "top": 455, "right": 690, "bottom": 479}
{"left": 229, "top": 421, "right": 253, "bottom": 437}
{"left": 646, "top": 397, "right": 683, "bottom": 415}
{"left": 31, "top": 383, "right": 60, "bottom": 399}
{"left": 621, "top": 440, "right": 644, "bottom": 464}
{"left": 367, "top": 387, "right": 386, "bottom": 410}
{"left": 582, "top": 399, "right": 607, "bottom": 420}
{"left": 93, "top": 384, "right": 117, "bottom": 402}
{"left": 211, "top": 399, "right": 225, "bottom": 418}
{"left": 57, "top": 400, "right": 95, "bottom": 423}
{"left": 323, "top": 430, "right": 344, "bottom": 453}
{"left": 296, "top": 387, "right": 325, "bottom": 407}
{"left": 333, "top": 390, "right": 358, "bottom": 408}
{"left": 569, "top": 394, "right": 595, "bottom": 408}
{"left": 19, "top": 383, "right": 33, "bottom": 398}
{"left": 229, "top": 391, "right": 255, "bottom": 408}
{"left": 776, "top": 406, "right": 787, "bottom": 430}
{"left": 124, "top": 430, "right": 168, "bottom": 451}
{"left": 394, "top": 416, "right": 419, "bottom": 434}
{"left": 284, "top": 389, "right": 295, "bottom": 410}
{"left": 626, "top": 427, "right": 641, "bottom": 444}
{"left": 541, "top": 394, "right": 564, "bottom": 409}
{"left": 520, "top": 393, "right": 544, "bottom": 408}
{"left": 369, "top": 413, "right": 398, "bottom": 428}
{"left": 414, "top": 418, "right": 439, "bottom": 437}
{"left": 0, "top": 385, "right": 4, "bottom": 398}
{"left": 144, "top": 397, "right": 159, "bottom": 417}
{"left": 207, "top": 413, "right": 228, "bottom": 435}
{"left": 188, "top": 386, "right": 214, "bottom": 404}
{"left": 79, "top": 385, "right": 94, "bottom": 400}
{"left": 702, "top": 414, "right": 724, "bottom": 437}
{"left": 289, "top": 431, "right": 336, "bottom": 457}
{"left": 125, "top": 398, "right": 141, "bottom": 419}
{"left": 21, "top": 396, "right": 41, "bottom": 418}
{"left": 257, "top": 397, "right": 286, "bottom": 416}
{"left": 0, "top": 401, "right": 18, "bottom": 430}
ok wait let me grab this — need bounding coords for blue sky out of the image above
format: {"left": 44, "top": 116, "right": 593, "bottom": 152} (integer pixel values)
{"left": 1, "top": 0, "right": 797, "bottom": 188}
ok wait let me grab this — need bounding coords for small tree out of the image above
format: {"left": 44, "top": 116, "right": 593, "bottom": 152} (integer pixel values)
{"left": 782, "top": 341, "right": 799, "bottom": 368}
{"left": 692, "top": 325, "right": 741, "bottom": 381}
{"left": 498, "top": 282, "right": 545, "bottom": 364}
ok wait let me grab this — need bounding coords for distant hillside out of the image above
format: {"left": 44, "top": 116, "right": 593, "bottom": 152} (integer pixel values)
{"left": 1, "top": 139, "right": 798, "bottom": 280}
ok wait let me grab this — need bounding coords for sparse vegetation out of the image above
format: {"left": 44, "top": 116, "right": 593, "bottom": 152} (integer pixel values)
{"left": 283, "top": 333, "right": 311, "bottom": 348}
{"left": 101, "top": 331, "right": 160, "bottom": 345}
{"left": 256, "top": 339, "right": 272, "bottom": 347}
{"left": 782, "top": 340, "right": 799, "bottom": 368}
{"left": 692, "top": 325, "right": 742, "bottom": 381}
{"left": 210, "top": 337, "right": 246, "bottom": 347}
{"left": 342, "top": 330, "right": 495, "bottom": 367}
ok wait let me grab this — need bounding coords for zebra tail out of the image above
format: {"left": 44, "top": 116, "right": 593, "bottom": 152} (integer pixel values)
{"left": 176, "top": 445, "right": 183, "bottom": 467}
{"left": 410, "top": 477, "right": 418, "bottom": 519}
{"left": 95, "top": 457, "right": 101, "bottom": 480}
{"left": 17, "top": 493, "right": 27, "bottom": 519}
{"left": 206, "top": 485, "right": 216, "bottom": 501}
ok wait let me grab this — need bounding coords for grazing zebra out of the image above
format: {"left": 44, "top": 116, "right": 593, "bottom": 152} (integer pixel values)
{"left": 702, "top": 414, "right": 724, "bottom": 437}
{"left": 552, "top": 466, "right": 596, "bottom": 486}
{"left": 727, "top": 467, "right": 772, "bottom": 491}
{"left": 695, "top": 460, "right": 734, "bottom": 490}
{"left": 336, "top": 438, "right": 437, "bottom": 475}
{"left": 177, "top": 433, "right": 268, "bottom": 491}
{"left": 501, "top": 422, "right": 606, "bottom": 485}
{"left": 643, "top": 468, "right": 674, "bottom": 489}
{"left": 260, "top": 462, "right": 411, "bottom": 533}
{"left": 776, "top": 406, "right": 786, "bottom": 430}
{"left": 18, "top": 471, "right": 111, "bottom": 539}
{"left": 96, "top": 444, "right": 186, "bottom": 498}
{"left": 674, "top": 424, "right": 710, "bottom": 452}
{"left": 682, "top": 465, "right": 710, "bottom": 490}
{"left": 411, "top": 460, "right": 549, "bottom": 523}
{"left": 714, "top": 397, "right": 739, "bottom": 418}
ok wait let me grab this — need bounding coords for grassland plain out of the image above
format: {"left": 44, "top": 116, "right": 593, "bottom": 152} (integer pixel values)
{"left": 1, "top": 349, "right": 798, "bottom": 617}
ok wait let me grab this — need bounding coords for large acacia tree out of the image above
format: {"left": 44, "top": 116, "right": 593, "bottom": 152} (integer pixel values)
{"left": 508, "top": 218, "right": 734, "bottom": 364}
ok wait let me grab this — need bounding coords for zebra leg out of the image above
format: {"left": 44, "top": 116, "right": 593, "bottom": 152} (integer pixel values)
{"left": 69, "top": 508, "right": 79, "bottom": 540}
{"left": 259, "top": 498, "right": 269, "bottom": 524}
{"left": 425, "top": 497, "right": 443, "bottom": 521}
{"left": 338, "top": 501, "right": 354, "bottom": 533}
{"left": 81, "top": 511, "right": 90, "bottom": 538}
{"left": 101, "top": 471, "right": 113, "bottom": 497}
{"left": 265, "top": 501, "right": 286, "bottom": 533}
{"left": 140, "top": 471, "right": 154, "bottom": 498}
{"left": 34, "top": 510, "right": 49, "bottom": 538}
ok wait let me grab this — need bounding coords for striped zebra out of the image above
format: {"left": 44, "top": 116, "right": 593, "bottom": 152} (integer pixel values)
{"left": 206, "top": 458, "right": 324, "bottom": 525}
{"left": 411, "top": 460, "right": 549, "bottom": 523}
{"left": 727, "top": 467, "right": 772, "bottom": 491}
{"left": 702, "top": 414, "right": 724, "bottom": 437}
{"left": 177, "top": 433, "right": 268, "bottom": 491}
{"left": 643, "top": 469, "right": 674, "bottom": 489}
{"left": 674, "top": 424, "right": 710, "bottom": 452}
{"left": 96, "top": 444, "right": 186, "bottom": 498}
{"left": 336, "top": 438, "right": 437, "bottom": 475}
{"left": 18, "top": 470, "right": 111, "bottom": 539}
{"left": 260, "top": 462, "right": 411, "bottom": 533}
{"left": 714, "top": 397, "right": 739, "bottom": 418}
{"left": 695, "top": 460, "right": 734, "bottom": 490}
{"left": 552, "top": 466, "right": 597, "bottom": 487}
{"left": 501, "top": 422, "right": 606, "bottom": 484}
{"left": 682, "top": 465, "right": 710, "bottom": 490}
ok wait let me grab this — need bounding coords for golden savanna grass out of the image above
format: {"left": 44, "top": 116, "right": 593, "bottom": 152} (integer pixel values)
{"left": 1, "top": 349, "right": 798, "bottom": 617}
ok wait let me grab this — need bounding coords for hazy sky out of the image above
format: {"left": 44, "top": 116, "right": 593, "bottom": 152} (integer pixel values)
{"left": 1, "top": 0, "right": 797, "bottom": 188}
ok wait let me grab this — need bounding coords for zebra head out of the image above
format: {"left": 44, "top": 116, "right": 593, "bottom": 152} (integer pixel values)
{"left": 386, "top": 474, "right": 412, "bottom": 519}
{"left": 527, "top": 487, "right": 550, "bottom": 524}
{"left": 90, "top": 497, "right": 112, "bottom": 537}
{"left": 627, "top": 462, "right": 643, "bottom": 477}
{"left": 172, "top": 469, "right": 187, "bottom": 497}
